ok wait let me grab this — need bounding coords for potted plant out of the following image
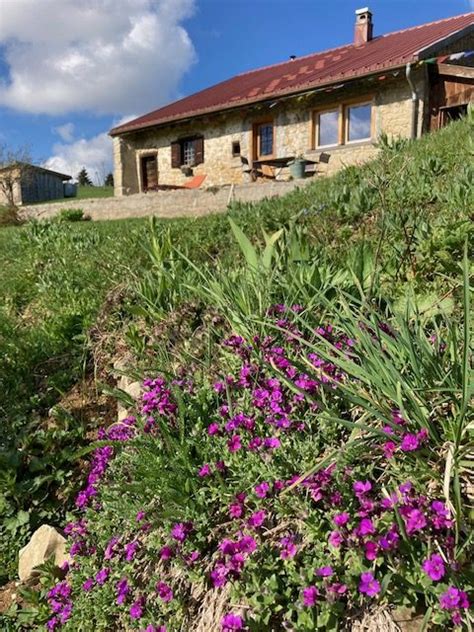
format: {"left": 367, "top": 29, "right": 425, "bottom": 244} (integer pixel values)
{"left": 289, "top": 154, "right": 307, "bottom": 179}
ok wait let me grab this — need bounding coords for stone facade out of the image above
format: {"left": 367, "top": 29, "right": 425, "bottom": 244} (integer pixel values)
{"left": 113, "top": 30, "right": 472, "bottom": 197}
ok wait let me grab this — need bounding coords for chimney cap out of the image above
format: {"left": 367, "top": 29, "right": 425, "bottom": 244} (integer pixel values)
{"left": 355, "top": 7, "right": 372, "bottom": 15}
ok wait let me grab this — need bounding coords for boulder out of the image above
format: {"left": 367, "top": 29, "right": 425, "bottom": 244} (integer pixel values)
{"left": 18, "top": 525, "right": 68, "bottom": 581}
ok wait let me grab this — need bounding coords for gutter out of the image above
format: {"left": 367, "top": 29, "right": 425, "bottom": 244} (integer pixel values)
{"left": 405, "top": 62, "right": 419, "bottom": 139}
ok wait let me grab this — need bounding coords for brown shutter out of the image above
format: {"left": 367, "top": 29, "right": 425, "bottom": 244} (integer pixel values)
{"left": 171, "top": 141, "right": 181, "bottom": 168}
{"left": 194, "top": 136, "right": 204, "bottom": 165}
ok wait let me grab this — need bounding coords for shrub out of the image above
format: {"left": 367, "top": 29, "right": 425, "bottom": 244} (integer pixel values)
{"left": 58, "top": 208, "right": 87, "bottom": 222}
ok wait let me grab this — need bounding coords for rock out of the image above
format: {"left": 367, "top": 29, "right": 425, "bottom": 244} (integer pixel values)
{"left": 18, "top": 525, "right": 68, "bottom": 581}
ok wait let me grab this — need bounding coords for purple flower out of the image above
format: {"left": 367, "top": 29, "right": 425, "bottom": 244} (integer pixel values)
{"left": 357, "top": 518, "right": 376, "bottom": 536}
{"left": 328, "top": 530, "right": 343, "bottom": 548}
{"left": 382, "top": 441, "right": 397, "bottom": 459}
{"left": 95, "top": 567, "right": 110, "bottom": 585}
{"left": 359, "top": 572, "right": 380, "bottom": 597}
{"left": 238, "top": 535, "right": 257, "bottom": 554}
{"left": 353, "top": 480, "right": 372, "bottom": 495}
{"left": 316, "top": 566, "right": 333, "bottom": 577}
{"left": 279, "top": 536, "right": 297, "bottom": 559}
{"left": 263, "top": 436, "right": 281, "bottom": 450}
{"left": 333, "top": 512, "right": 349, "bottom": 527}
{"left": 422, "top": 553, "right": 445, "bottom": 581}
{"left": 404, "top": 508, "right": 427, "bottom": 534}
{"left": 364, "top": 541, "right": 378, "bottom": 560}
{"left": 302, "top": 585, "right": 319, "bottom": 607}
{"left": 229, "top": 503, "right": 243, "bottom": 519}
{"left": 198, "top": 464, "right": 212, "bottom": 477}
{"left": 221, "top": 613, "right": 244, "bottom": 631}
{"left": 227, "top": 435, "right": 242, "bottom": 453}
{"left": 401, "top": 433, "right": 419, "bottom": 452}
{"left": 254, "top": 481, "right": 270, "bottom": 498}
{"left": 247, "top": 510, "right": 266, "bottom": 529}
{"left": 328, "top": 582, "right": 348, "bottom": 595}
{"left": 208, "top": 423, "right": 220, "bottom": 436}
{"left": 439, "top": 586, "right": 469, "bottom": 610}
{"left": 124, "top": 540, "right": 139, "bottom": 562}
{"left": 130, "top": 597, "right": 145, "bottom": 619}
{"left": 81, "top": 577, "right": 94, "bottom": 592}
{"left": 159, "top": 545, "right": 174, "bottom": 561}
{"left": 171, "top": 522, "right": 192, "bottom": 543}
{"left": 116, "top": 578, "right": 130, "bottom": 605}
{"left": 156, "top": 581, "right": 173, "bottom": 602}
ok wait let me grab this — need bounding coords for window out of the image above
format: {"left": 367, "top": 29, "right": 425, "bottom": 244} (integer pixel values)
{"left": 171, "top": 136, "right": 204, "bottom": 168}
{"left": 253, "top": 121, "right": 274, "bottom": 159}
{"left": 182, "top": 140, "right": 196, "bottom": 166}
{"left": 232, "top": 140, "right": 241, "bottom": 157}
{"left": 346, "top": 103, "right": 372, "bottom": 142}
{"left": 316, "top": 109, "right": 339, "bottom": 147}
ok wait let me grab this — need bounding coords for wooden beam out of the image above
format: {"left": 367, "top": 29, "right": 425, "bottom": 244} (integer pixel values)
{"left": 437, "top": 63, "right": 474, "bottom": 80}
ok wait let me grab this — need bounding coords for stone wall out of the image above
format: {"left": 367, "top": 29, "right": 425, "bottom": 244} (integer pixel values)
{"left": 21, "top": 179, "right": 310, "bottom": 222}
{"left": 114, "top": 69, "right": 430, "bottom": 195}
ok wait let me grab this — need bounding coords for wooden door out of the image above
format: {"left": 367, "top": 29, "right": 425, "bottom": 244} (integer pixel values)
{"left": 141, "top": 155, "right": 158, "bottom": 191}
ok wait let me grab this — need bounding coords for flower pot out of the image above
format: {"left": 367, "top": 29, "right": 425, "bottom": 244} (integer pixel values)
{"left": 289, "top": 159, "right": 306, "bottom": 179}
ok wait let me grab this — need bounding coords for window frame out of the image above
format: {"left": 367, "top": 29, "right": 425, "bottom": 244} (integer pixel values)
{"left": 231, "top": 140, "right": 241, "bottom": 157}
{"left": 313, "top": 107, "right": 342, "bottom": 149}
{"left": 171, "top": 135, "right": 204, "bottom": 168}
{"left": 253, "top": 119, "right": 275, "bottom": 160}
{"left": 311, "top": 97, "right": 374, "bottom": 149}
{"left": 344, "top": 101, "right": 373, "bottom": 144}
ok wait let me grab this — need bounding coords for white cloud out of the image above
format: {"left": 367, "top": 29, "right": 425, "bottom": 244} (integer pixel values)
{"left": 44, "top": 115, "right": 137, "bottom": 183}
{"left": 44, "top": 132, "right": 112, "bottom": 184}
{"left": 54, "top": 123, "right": 75, "bottom": 142}
{"left": 0, "top": 0, "right": 196, "bottom": 116}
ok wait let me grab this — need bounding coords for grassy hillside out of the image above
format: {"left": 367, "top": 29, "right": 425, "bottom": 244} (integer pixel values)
{"left": 0, "top": 117, "right": 472, "bottom": 630}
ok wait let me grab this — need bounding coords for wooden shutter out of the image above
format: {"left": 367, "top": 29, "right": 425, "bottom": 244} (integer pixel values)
{"left": 171, "top": 141, "right": 181, "bottom": 168}
{"left": 194, "top": 136, "right": 204, "bottom": 165}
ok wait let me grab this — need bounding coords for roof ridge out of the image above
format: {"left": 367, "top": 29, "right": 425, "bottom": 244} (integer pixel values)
{"left": 231, "top": 11, "right": 473, "bottom": 80}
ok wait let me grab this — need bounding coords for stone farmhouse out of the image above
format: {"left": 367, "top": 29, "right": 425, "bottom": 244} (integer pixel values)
{"left": 110, "top": 9, "right": 474, "bottom": 196}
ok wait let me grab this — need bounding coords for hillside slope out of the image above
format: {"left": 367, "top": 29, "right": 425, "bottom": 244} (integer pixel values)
{"left": 0, "top": 116, "right": 472, "bottom": 630}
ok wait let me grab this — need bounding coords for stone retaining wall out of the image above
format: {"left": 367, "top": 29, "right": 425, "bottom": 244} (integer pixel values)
{"left": 21, "top": 179, "right": 310, "bottom": 222}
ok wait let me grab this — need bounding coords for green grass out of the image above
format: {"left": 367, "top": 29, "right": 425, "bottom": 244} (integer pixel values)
{"left": 75, "top": 185, "right": 114, "bottom": 200}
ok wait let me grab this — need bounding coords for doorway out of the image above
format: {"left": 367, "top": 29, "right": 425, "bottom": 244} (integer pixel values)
{"left": 140, "top": 155, "right": 158, "bottom": 191}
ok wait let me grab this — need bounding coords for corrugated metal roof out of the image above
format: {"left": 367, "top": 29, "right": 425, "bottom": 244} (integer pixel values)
{"left": 110, "top": 12, "right": 473, "bottom": 136}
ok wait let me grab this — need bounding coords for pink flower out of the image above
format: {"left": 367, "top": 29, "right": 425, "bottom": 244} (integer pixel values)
{"left": 279, "top": 536, "right": 297, "bottom": 559}
{"left": 359, "top": 572, "right": 380, "bottom": 597}
{"left": 159, "top": 546, "right": 173, "bottom": 560}
{"left": 221, "top": 613, "right": 244, "bottom": 631}
{"left": 130, "top": 597, "right": 145, "bottom": 619}
{"left": 302, "top": 585, "right": 319, "bottom": 607}
{"left": 357, "top": 518, "right": 375, "bottom": 536}
{"left": 401, "top": 433, "right": 419, "bottom": 452}
{"left": 208, "top": 423, "right": 220, "bottom": 436}
{"left": 328, "top": 582, "right": 347, "bottom": 595}
{"left": 227, "top": 435, "right": 242, "bottom": 453}
{"left": 170, "top": 521, "right": 192, "bottom": 542}
{"left": 353, "top": 480, "right": 372, "bottom": 495}
{"left": 316, "top": 566, "right": 333, "bottom": 577}
{"left": 333, "top": 512, "right": 349, "bottom": 527}
{"left": 198, "top": 464, "right": 212, "bottom": 477}
{"left": 254, "top": 481, "right": 270, "bottom": 498}
{"left": 328, "top": 530, "right": 343, "bottom": 548}
{"left": 247, "top": 510, "right": 266, "bottom": 529}
{"left": 263, "top": 436, "right": 281, "bottom": 450}
{"left": 364, "top": 540, "right": 378, "bottom": 560}
{"left": 156, "top": 581, "right": 173, "bottom": 602}
{"left": 382, "top": 441, "right": 397, "bottom": 459}
{"left": 422, "top": 553, "right": 445, "bottom": 581}
{"left": 229, "top": 503, "right": 243, "bottom": 519}
{"left": 439, "top": 586, "right": 469, "bottom": 610}
{"left": 404, "top": 509, "right": 427, "bottom": 534}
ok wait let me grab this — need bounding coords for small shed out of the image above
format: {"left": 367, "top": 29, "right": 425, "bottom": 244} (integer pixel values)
{"left": 0, "top": 163, "right": 72, "bottom": 206}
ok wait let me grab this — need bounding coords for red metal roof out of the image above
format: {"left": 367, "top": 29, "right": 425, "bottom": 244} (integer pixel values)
{"left": 111, "top": 12, "right": 473, "bottom": 136}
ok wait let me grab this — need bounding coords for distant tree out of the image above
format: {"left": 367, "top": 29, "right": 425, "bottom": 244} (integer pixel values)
{"left": 104, "top": 172, "right": 114, "bottom": 187}
{"left": 0, "top": 144, "right": 33, "bottom": 209}
{"left": 77, "top": 167, "right": 93, "bottom": 186}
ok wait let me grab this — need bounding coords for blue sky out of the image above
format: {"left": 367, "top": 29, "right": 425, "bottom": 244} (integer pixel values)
{"left": 0, "top": 0, "right": 471, "bottom": 182}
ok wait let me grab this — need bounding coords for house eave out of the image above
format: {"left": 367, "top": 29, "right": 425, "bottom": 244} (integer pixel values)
{"left": 109, "top": 64, "right": 411, "bottom": 138}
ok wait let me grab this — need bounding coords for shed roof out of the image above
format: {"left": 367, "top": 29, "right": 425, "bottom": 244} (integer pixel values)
{"left": 0, "top": 163, "right": 72, "bottom": 181}
{"left": 110, "top": 12, "right": 473, "bottom": 136}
